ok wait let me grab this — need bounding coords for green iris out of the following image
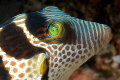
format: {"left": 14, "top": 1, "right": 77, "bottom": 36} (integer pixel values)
{"left": 48, "top": 23, "right": 60, "bottom": 36}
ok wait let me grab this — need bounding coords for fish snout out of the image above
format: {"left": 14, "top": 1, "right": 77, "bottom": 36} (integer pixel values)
{"left": 103, "top": 25, "right": 112, "bottom": 44}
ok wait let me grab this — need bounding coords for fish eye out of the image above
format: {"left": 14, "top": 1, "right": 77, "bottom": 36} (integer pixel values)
{"left": 48, "top": 21, "right": 63, "bottom": 38}
{"left": 48, "top": 23, "right": 60, "bottom": 36}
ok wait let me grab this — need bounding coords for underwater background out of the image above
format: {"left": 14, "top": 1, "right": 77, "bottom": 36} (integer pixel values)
{"left": 0, "top": 0, "right": 120, "bottom": 80}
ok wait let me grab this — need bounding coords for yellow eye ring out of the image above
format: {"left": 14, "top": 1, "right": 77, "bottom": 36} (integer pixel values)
{"left": 48, "top": 21, "right": 64, "bottom": 38}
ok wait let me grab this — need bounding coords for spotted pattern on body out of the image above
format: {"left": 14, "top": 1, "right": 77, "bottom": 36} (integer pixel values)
{"left": 0, "top": 6, "right": 112, "bottom": 80}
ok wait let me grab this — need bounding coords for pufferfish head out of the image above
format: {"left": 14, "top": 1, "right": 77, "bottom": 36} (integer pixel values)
{"left": 0, "top": 6, "right": 112, "bottom": 80}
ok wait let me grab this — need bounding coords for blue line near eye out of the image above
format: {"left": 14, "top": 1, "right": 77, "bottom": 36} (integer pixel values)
{"left": 39, "top": 36, "right": 51, "bottom": 40}
{"left": 45, "top": 38, "right": 55, "bottom": 43}
{"left": 37, "top": 29, "right": 48, "bottom": 34}
{"left": 55, "top": 39, "right": 63, "bottom": 42}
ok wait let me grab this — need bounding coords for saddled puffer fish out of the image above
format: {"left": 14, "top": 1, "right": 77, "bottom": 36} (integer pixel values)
{"left": 0, "top": 6, "right": 112, "bottom": 80}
